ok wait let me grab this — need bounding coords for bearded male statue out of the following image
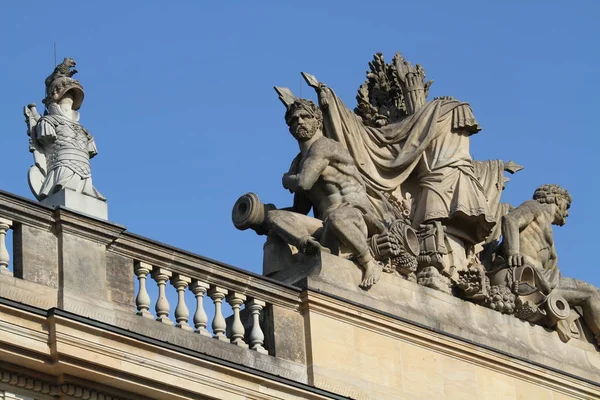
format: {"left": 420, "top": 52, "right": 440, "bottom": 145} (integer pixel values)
{"left": 233, "top": 97, "right": 388, "bottom": 288}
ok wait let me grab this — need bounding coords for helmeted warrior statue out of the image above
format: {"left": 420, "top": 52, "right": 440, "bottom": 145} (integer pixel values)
{"left": 24, "top": 57, "right": 106, "bottom": 217}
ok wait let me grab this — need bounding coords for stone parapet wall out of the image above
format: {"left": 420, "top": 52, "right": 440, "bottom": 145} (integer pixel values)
{"left": 289, "top": 252, "right": 600, "bottom": 384}
{"left": 299, "top": 272, "right": 600, "bottom": 398}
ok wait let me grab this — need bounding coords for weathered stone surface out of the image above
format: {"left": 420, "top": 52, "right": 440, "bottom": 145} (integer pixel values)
{"left": 263, "top": 304, "right": 307, "bottom": 365}
{"left": 13, "top": 223, "right": 58, "bottom": 288}
{"left": 0, "top": 273, "right": 57, "bottom": 309}
{"left": 290, "top": 251, "right": 600, "bottom": 384}
{"left": 0, "top": 302, "right": 316, "bottom": 400}
{"left": 59, "top": 232, "right": 107, "bottom": 303}
{"left": 303, "top": 288, "right": 599, "bottom": 399}
{"left": 106, "top": 251, "right": 135, "bottom": 311}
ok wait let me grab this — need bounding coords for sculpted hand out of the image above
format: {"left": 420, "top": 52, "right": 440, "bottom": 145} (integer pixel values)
{"left": 508, "top": 253, "right": 525, "bottom": 268}
{"left": 282, "top": 173, "right": 299, "bottom": 192}
{"left": 315, "top": 84, "right": 330, "bottom": 109}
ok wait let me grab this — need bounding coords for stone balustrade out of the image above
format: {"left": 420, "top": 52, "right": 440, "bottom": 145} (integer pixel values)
{"left": 134, "top": 261, "right": 268, "bottom": 353}
{"left": 0, "top": 190, "right": 299, "bottom": 364}
{"left": 0, "top": 217, "right": 12, "bottom": 274}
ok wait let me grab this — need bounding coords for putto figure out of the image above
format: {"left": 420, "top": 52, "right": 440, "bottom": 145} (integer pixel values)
{"left": 24, "top": 57, "right": 105, "bottom": 213}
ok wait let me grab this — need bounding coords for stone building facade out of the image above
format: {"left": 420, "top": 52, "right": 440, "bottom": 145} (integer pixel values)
{"left": 0, "top": 189, "right": 598, "bottom": 399}
{"left": 1, "top": 52, "right": 599, "bottom": 400}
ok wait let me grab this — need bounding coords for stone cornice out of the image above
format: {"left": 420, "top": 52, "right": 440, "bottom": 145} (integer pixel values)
{"left": 0, "top": 365, "right": 123, "bottom": 400}
{"left": 46, "top": 311, "right": 338, "bottom": 400}
{"left": 0, "top": 192, "right": 126, "bottom": 245}
{"left": 53, "top": 208, "right": 125, "bottom": 246}
{"left": 0, "top": 190, "right": 53, "bottom": 230}
{"left": 0, "top": 298, "right": 342, "bottom": 400}
{"left": 0, "top": 368, "right": 56, "bottom": 397}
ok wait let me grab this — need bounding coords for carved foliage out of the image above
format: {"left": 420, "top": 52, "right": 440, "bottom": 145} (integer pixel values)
{"left": 354, "top": 53, "right": 407, "bottom": 127}
{"left": 355, "top": 52, "right": 434, "bottom": 126}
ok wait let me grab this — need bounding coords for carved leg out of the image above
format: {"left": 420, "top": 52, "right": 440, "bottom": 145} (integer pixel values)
{"left": 555, "top": 276, "right": 600, "bottom": 344}
{"left": 324, "top": 207, "right": 381, "bottom": 289}
{"left": 265, "top": 210, "right": 323, "bottom": 252}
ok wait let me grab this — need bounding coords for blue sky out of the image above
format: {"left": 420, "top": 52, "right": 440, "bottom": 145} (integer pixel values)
{"left": 0, "top": 1, "right": 598, "bottom": 287}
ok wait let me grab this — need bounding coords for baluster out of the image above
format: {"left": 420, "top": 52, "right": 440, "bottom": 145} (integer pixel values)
{"left": 171, "top": 274, "right": 192, "bottom": 331}
{"left": 151, "top": 268, "right": 173, "bottom": 325}
{"left": 227, "top": 292, "right": 248, "bottom": 348}
{"left": 0, "top": 218, "right": 12, "bottom": 274}
{"left": 134, "top": 261, "right": 154, "bottom": 319}
{"left": 190, "top": 280, "right": 211, "bottom": 337}
{"left": 208, "top": 286, "right": 229, "bottom": 342}
{"left": 247, "top": 299, "right": 268, "bottom": 354}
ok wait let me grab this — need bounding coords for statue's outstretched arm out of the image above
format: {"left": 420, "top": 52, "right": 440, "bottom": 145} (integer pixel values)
{"left": 504, "top": 160, "right": 524, "bottom": 174}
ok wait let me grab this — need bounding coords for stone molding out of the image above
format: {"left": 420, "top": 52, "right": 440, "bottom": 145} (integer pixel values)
{"left": 53, "top": 208, "right": 125, "bottom": 246}
{"left": 0, "top": 368, "right": 122, "bottom": 400}
{"left": 291, "top": 252, "right": 600, "bottom": 377}
{"left": 0, "top": 297, "right": 343, "bottom": 399}
{"left": 0, "top": 191, "right": 53, "bottom": 231}
{"left": 0, "top": 370, "right": 55, "bottom": 396}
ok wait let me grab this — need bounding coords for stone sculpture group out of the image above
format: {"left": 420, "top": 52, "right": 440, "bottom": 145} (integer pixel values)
{"left": 19, "top": 53, "right": 600, "bottom": 348}
{"left": 232, "top": 52, "right": 600, "bottom": 346}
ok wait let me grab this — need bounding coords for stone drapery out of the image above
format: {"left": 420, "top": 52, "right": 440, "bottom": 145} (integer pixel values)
{"left": 319, "top": 87, "right": 497, "bottom": 244}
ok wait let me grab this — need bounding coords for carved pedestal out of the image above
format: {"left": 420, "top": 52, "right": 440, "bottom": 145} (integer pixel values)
{"left": 42, "top": 189, "right": 108, "bottom": 220}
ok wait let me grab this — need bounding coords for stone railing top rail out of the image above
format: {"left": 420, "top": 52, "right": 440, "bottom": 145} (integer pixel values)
{"left": 0, "top": 189, "right": 302, "bottom": 310}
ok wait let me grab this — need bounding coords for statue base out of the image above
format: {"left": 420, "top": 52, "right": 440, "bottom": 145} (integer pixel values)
{"left": 42, "top": 189, "right": 108, "bottom": 220}
{"left": 263, "top": 248, "right": 600, "bottom": 387}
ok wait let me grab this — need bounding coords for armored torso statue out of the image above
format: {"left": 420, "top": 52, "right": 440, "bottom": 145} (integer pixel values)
{"left": 24, "top": 58, "right": 104, "bottom": 202}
